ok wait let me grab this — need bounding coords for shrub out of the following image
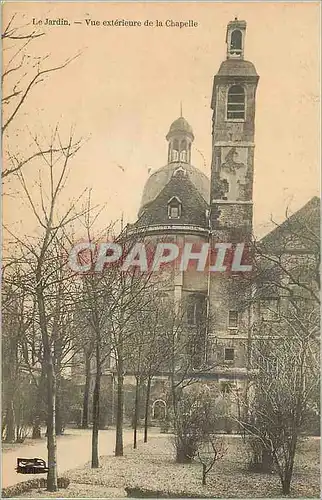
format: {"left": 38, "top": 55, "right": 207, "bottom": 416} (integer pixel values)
{"left": 172, "top": 387, "right": 217, "bottom": 464}
{"left": 2, "top": 477, "right": 70, "bottom": 498}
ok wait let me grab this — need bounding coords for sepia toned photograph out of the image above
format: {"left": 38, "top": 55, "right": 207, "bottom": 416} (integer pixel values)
{"left": 1, "top": 1, "right": 320, "bottom": 499}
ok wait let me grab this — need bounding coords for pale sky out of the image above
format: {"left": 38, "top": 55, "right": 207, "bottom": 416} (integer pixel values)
{"left": 3, "top": 2, "right": 320, "bottom": 238}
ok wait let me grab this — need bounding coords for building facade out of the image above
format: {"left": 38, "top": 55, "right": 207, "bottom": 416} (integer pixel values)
{"left": 130, "top": 18, "right": 258, "bottom": 387}
{"left": 72, "top": 19, "right": 319, "bottom": 431}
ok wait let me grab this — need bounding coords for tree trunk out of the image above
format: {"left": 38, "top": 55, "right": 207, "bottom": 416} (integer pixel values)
{"left": 176, "top": 446, "right": 193, "bottom": 464}
{"left": 262, "top": 449, "right": 273, "bottom": 473}
{"left": 202, "top": 464, "right": 207, "bottom": 485}
{"left": 82, "top": 352, "right": 91, "bottom": 428}
{"left": 144, "top": 376, "right": 152, "bottom": 443}
{"left": 54, "top": 338, "right": 63, "bottom": 436}
{"left": 281, "top": 473, "right": 292, "bottom": 495}
{"left": 133, "top": 377, "right": 140, "bottom": 449}
{"left": 280, "top": 441, "right": 296, "bottom": 495}
{"left": 5, "top": 400, "right": 16, "bottom": 442}
{"left": 32, "top": 416, "right": 41, "bottom": 440}
{"left": 91, "top": 344, "right": 101, "bottom": 468}
{"left": 45, "top": 356, "right": 58, "bottom": 492}
{"left": 36, "top": 279, "right": 58, "bottom": 492}
{"left": 115, "top": 354, "right": 124, "bottom": 456}
{"left": 4, "top": 325, "right": 19, "bottom": 443}
{"left": 55, "top": 377, "right": 64, "bottom": 435}
{"left": 32, "top": 368, "right": 45, "bottom": 439}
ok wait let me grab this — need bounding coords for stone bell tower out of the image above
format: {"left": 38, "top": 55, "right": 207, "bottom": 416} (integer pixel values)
{"left": 208, "top": 19, "right": 259, "bottom": 377}
{"left": 210, "top": 18, "right": 259, "bottom": 232}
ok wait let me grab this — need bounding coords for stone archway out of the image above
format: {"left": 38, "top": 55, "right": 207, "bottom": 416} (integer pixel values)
{"left": 152, "top": 399, "right": 167, "bottom": 420}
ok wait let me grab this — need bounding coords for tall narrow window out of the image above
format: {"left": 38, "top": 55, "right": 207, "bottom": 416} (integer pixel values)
{"left": 227, "top": 85, "right": 245, "bottom": 120}
{"left": 172, "top": 150, "right": 179, "bottom": 162}
{"left": 180, "top": 150, "right": 187, "bottom": 162}
{"left": 171, "top": 139, "right": 179, "bottom": 162}
{"left": 230, "top": 30, "right": 242, "bottom": 55}
{"left": 228, "top": 310, "right": 238, "bottom": 329}
{"left": 180, "top": 139, "right": 188, "bottom": 163}
{"left": 187, "top": 294, "right": 206, "bottom": 326}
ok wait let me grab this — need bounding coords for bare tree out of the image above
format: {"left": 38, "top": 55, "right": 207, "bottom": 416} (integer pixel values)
{"left": 2, "top": 268, "right": 34, "bottom": 442}
{"left": 236, "top": 199, "right": 320, "bottom": 494}
{"left": 239, "top": 331, "right": 318, "bottom": 494}
{"left": 4, "top": 127, "right": 86, "bottom": 491}
{"left": 2, "top": 13, "right": 81, "bottom": 178}
{"left": 123, "top": 291, "right": 167, "bottom": 448}
{"left": 73, "top": 213, "right": 157, "bottom": 462}
{"left": 109, "top": 265, "right": 156, "bottom": 456}
{"left": 80, "top": 344, "right": 94, "bottom": 429}
{"left": 196, "top": 436, "right": 226, "bottom": 485}
{"left": 172, "top": 385, "right": 219, "bottom": 464}
{"left": 77, "top": 270, "right": 112, "bottom": 468}
{"left": 69, "top": 200, "right": 115, "bottom": 468}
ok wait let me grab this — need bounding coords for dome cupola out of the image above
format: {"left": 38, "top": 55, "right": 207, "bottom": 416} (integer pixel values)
{"left": 166, "top": 114, "right": 194, "bottom": 164}
{"left": 139, "top": 115, "right": 209, "bottom": 215}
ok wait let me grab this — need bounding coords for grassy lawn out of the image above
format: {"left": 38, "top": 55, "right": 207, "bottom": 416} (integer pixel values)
{"left": 16, "top": 435, "right": 320, "bottom": 498}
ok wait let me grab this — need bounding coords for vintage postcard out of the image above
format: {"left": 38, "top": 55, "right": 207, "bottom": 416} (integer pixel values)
{"left": 2, "top": 1, "right": 320, "bottom": 499}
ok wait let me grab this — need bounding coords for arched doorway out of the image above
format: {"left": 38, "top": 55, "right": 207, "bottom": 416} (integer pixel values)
{"left": 152, "top": 399, "right": 167, "bottom": 420}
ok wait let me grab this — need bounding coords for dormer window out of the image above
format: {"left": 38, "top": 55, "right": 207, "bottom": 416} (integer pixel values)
{"left": 227, "top": 85, "right": 245, "bottom": 121}
{"left": 169, "top": 206, "right": 179, "bottom": 218}
{"left": 168, "top": 196, "right": 182, "bottom": 219}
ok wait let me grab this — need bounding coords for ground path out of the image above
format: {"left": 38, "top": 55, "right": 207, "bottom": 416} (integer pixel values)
{"left": 2, "top": 427, "right": 154, "bottom": 488}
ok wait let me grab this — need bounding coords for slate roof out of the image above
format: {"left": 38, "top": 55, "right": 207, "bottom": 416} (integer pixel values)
{"left": 216, "top": 59, "right": 258, "bottom": 78}
{"left": 140, "top": 162, "right": 210, "bottom": 212}
{"left": 259, "top": 196, "right": 320, "bottom": 253}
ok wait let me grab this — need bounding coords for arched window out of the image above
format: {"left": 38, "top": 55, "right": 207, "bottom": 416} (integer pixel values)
{"left": 172, "top": 150, "right": 179, "bottom": 161}
{"left": 227, "top": 85, "right": 245, "bottom": 120}
{"left": 230, "top": 30, "right": 242, "bottom": 54}
{"left": 180, "top": 150, "right": 187, "bottom": 162}
{"left": 171, "top": 139, "right": 179, "bottom": 162}
{"left": 180, "top": 139, "right": 187, "bottom": 162}
{"left": 186, "top": 293, "right": 206, "bottom": 326}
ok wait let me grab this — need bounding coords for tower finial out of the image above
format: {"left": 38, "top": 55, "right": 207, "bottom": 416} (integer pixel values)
{"left": 180, "top": 101, "right": 183, "bottom": 117}
{"left": 226, "top": 18, "right": 246, "bottom": 60}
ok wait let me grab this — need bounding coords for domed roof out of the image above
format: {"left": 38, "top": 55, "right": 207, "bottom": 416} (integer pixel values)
{"left": 140, "top": 162, "right": 210, "bottom": 211}
{"left": 216, "top": 59, "right": 258, "bottom": 77}
{"left": 166, "top": 117, "right": 194, "bottom": 140}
